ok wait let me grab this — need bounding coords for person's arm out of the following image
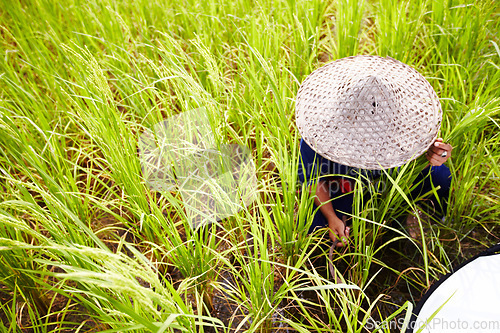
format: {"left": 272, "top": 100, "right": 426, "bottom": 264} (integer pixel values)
{"left": 314, "top": 180, "right": 350, "bottom": 247}
{"left": 299, "top": 139, "right": 349, "bottom": 247}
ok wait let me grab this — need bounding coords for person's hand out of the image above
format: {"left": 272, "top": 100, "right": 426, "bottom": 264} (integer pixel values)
{"left": 328, "top": 216, "right": 350, "bottom": 247}
{"left": 426, "top": 138, "right": 452, "bottom": 167}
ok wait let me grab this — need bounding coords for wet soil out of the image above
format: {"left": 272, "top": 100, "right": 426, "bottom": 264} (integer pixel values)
{"left": 0, "top": 285, "right": 101, "bottom": 332}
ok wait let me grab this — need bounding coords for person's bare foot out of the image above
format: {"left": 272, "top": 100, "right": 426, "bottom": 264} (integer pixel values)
{"left": 406, "top": 209, "right": 423, "bottom": 239}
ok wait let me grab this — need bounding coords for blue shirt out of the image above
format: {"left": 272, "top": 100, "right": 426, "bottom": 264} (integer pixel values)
{"left": 298, "top": 138, "right": 382, "bottom": 186}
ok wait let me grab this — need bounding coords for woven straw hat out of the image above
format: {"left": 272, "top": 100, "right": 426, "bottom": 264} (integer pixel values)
{"left": 296, "top": 55, "right": 442, "bottom": 170}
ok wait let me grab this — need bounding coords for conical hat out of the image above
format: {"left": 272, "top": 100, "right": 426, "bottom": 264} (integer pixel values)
{"left": 295, "top": 55, "right": 442, "bottom": 170}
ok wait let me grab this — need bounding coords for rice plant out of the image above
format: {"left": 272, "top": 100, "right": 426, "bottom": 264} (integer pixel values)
{"left": 0, "top": 0, "right": 498, "bottom": 331}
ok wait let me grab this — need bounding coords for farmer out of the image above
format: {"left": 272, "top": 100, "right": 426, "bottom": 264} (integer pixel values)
{"left": 295, "top": 55, "right": 452, "bottom": 247}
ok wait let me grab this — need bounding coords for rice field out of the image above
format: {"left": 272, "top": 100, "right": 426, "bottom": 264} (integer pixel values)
{"left": 0, "top": 0, "right": 499, "bottom": 331}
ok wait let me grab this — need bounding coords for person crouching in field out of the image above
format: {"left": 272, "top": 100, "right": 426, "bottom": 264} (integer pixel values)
{"left": 295, "top": 55, "right": 452, "bottom": 247}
